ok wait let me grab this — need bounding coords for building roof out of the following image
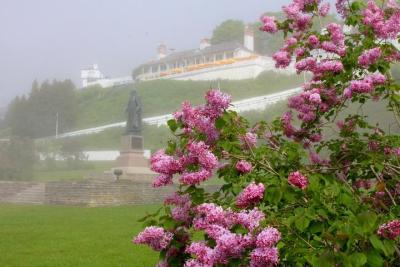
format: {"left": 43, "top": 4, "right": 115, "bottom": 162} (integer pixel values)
{"left": 140, "top": 41, "right": 252, "bottom": 68}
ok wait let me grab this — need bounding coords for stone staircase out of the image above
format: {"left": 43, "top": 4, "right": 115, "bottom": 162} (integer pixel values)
{"left": 0, "top": 181, "right": 45, "bottom": 204}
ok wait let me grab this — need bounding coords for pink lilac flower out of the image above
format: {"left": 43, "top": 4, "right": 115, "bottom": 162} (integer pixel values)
{"left": 358, "top": 47, "right": 382, "bottom": 68}
{"left": 295, "top": 47, "right": 305, "bottom": 58}
{"left": 204, "top": 224, "right": 231, "bottom": 240}
{"left": 321, "top": 41, "right": 339, "bottom": 53}
{"left": 363, "top": 1, "right": 400, "bottom": 39}
{"left": 336, "top": 0, "right": 348, "bottom": 18}
{"left": 281, "top": 112, "right": 297, "bottom": 137}
{"left": 327, "top": 23, "right": 345, "bottom": 45}
{"left": 152, "top": 174, "right": 173, "bottom": 187}
{"left": 377, "top": 220, "right": 400, "bottom": 240}
{"left": 235, "top": 160, "right": 253, "bottom": 173}
{"left": 180, "top": 168, "right": 212, "bottom": 185}
{"left": 288, "top": 171, "right": 309, "bottom": 190}
{"left": 241, "top": 132, "right": 257, "bottom": 148}
{"left": 187, "top": 141, "right": 218, "bottom": 170}
{"left": 176, "top": 94, "right": 227, "bottom": 143}
{"left": 213, "top": 232, "right": 250, "bottom": 263}
{"left": 345, "top": 73, "right": 386, "bottom": 97}
{"left": 151, "top": 150, "right": 182, "bottom": 175}
{"left": 205, "top": 89, "right": 231, "bottom": 110}
{"left": 186, "top": 242, "right": 215, "bottom": 265}
{"left": 273, "top": 50, "right": 292, "bottom": 68}
{"left": 256, "top": 227, "right": 281, "bottom": 248}
{"left": 250, "top": 247, "right": 279, "bottom": 267}
{"left": 133, "top": 226, "right": 173, "bottom": 251}
{"left": 261, "top": 16, "right": 278, "bottom": 33}
{"left": 165, "top": 193, "right": 192, "bottom": 222}
{"left": 236, "top": 182, "right": 265, "bottom": 208}
{"left": 388, "top": 0, "right": 400, "bottom": 9}
{"left": 309, "top": 93, "right": 322, "bottom": 104}
{"left": 184, "top": 259, "right": 212, "bottom": 267}
{"left": 308, "top": 35, "right": 320, "bottom": 47}
{"left": 193, "top": 203, "right": 228, "bottom": 230}
{"left": 319, "top": 2, "right": 330, "bottom": 16}
{"left": 282, "top": 2, "right": 313, "bottom": 31}
{"left": 295, "top": 57, "right": 317, "bottom": 74}
{"left": 317, "top": 60, "right": 343, "bottom": 74}
{"left": 236, "top": 208, "right": 265, "bottom": 232}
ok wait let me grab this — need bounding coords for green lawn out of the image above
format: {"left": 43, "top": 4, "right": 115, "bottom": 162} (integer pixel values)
{"left": 0, "top": 204, "right": 160, "bottom": 267}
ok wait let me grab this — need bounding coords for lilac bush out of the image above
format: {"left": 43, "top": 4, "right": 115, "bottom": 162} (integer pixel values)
{"left": 134, "top": 0, "right": 400, "bottom": 266}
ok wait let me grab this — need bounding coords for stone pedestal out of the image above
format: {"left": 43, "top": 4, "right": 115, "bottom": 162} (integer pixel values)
{"left": 114, "top": 135, "right": 154, "bottom": 180}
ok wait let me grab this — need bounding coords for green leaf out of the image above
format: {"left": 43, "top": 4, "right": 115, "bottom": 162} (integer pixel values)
{"left": 344, "top": 253, "right": 367, "bottom": 267}
{"left": 369, "top": 235, "right": 388, "bottom": 256}
{"left": 357, "top": 212, "right": 377, "bottom": 233}
{"left": 167, "top": 119, "right": 178, "bottom": 132}
{"left": 215, "top": 117, "right": 226, "bottom": 129}
{"left": 367, "top": 251, "right": 384, "bottom": 267}
{"left": 265, "top": 186, "right": 282, "bottom": 204}
{"left": 295, "top": 215, "right": 310, "bottom": 232}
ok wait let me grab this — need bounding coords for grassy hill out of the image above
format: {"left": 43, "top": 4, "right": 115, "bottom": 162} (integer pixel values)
{"left": 61, "top": 97, "right": 399, "bottom": 152}
{"left": 75, "top": 71, "right": 303, "bottom": 129}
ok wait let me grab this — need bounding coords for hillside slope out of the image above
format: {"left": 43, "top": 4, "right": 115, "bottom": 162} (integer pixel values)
{"left": 75, "top": 71, "right": 303, "bottom": 129}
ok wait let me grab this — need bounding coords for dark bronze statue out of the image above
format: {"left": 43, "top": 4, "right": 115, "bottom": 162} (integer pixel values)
{"left": 125, "top": 90, "right": 142, "bottom": 134}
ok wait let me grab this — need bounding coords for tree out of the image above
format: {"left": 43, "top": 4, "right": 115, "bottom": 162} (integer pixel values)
{"left": 211, "top": 20, "right": 245, "bottom": 45}
{"left": 5, "top": 79, "right": 78, "bottom": 138}
{"left": 0, "top": 137, "right": 35, "bottom": 180}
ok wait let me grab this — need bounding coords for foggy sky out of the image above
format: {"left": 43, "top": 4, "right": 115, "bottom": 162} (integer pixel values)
{"left": 0, "top": 0, "right": 297, "bottom": 106}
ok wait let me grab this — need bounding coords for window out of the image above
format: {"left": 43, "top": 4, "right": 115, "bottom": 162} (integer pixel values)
{"left": 226, "top": 52, "right": 234, "bottom": 59}
{"left": 216, "top": 54, "right": 223, "bottom": 61}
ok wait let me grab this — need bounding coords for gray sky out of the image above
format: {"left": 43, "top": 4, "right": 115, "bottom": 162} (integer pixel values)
{"left": 0, "top": 0, "right": 295, "bottom": 106}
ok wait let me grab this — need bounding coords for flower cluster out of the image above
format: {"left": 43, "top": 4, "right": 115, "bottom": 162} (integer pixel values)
{"left": 235, "top": 160, "right": 253, "bottom": 173}
{"left": 183, "top": 203, "right": 280, "bottom": 266}
{"left": 250, "top": 227, "right": 281, "bottom": 267}
{"left": 180, "top": 141, "right": 218, "bottom": 185}
{"left": 165, "top": 193, "right": 192, "bottom": 223}
{"left": 358, "top": 47, "right": 382, "bottom": 68}
{"left": 236, "top": 182, "right": 265, "bottom": 208}
{"left": 343, "top": 73, "right": 386, "bottom": 98}
{"left": 241, "top": 132, "right": 257, "bottom": 148}
{"left": 151, "top": 140, "right": 219, "bottom": 187}
{"left": 363, "top": 0, "right": 400, "bottom": 40}
{"left": 377, "top": 220, "right": 400, "bottom": 240}
{"left": 174, "top": 89, "right": 231, "bottom": 143}
{"left": 260, "top": 15, "right": 278, "bottom": 33}
{"left": 288, "top": 171, "right": 309, "bottom": 190}
{"left": 151, "top": 150, "right": 182, "bottom": 187}
{"left": 133, "top": 226, "right": 173, "bottom": 251}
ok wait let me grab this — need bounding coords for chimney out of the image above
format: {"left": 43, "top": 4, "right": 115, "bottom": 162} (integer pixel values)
{"left": 199, "top": 38, "right": 211, "bottom": 50}
{"left": 157, "top": 43, "right": 167, "bottom": 59}
{"left": 244, "top": 24, "right": 254, "bottom": 52}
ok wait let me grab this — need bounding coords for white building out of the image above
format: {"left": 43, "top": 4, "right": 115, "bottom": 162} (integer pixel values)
{"left": 134, "top": 25, "right": 294, "bottom": 81}
{"left": 81, "top": 64, "right": 133, "bottom": 88}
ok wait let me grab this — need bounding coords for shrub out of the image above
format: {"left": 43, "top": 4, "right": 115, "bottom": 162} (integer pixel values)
{"left": 134, "top": 1, "right": 400, "bottom": 266}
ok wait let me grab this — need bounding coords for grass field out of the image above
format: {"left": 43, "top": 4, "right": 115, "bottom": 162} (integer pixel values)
{"left": 0, "top": 204, "right": 160, "bottom": 267}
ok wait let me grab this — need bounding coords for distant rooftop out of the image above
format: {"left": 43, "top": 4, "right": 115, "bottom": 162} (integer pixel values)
{"left": 141, "top": 41, "right": 252, "bottom": 68}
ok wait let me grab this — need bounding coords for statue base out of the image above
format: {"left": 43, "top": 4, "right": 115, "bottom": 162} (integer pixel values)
{"left": 115, "top": 134, "right": 149, "bottom": 170}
